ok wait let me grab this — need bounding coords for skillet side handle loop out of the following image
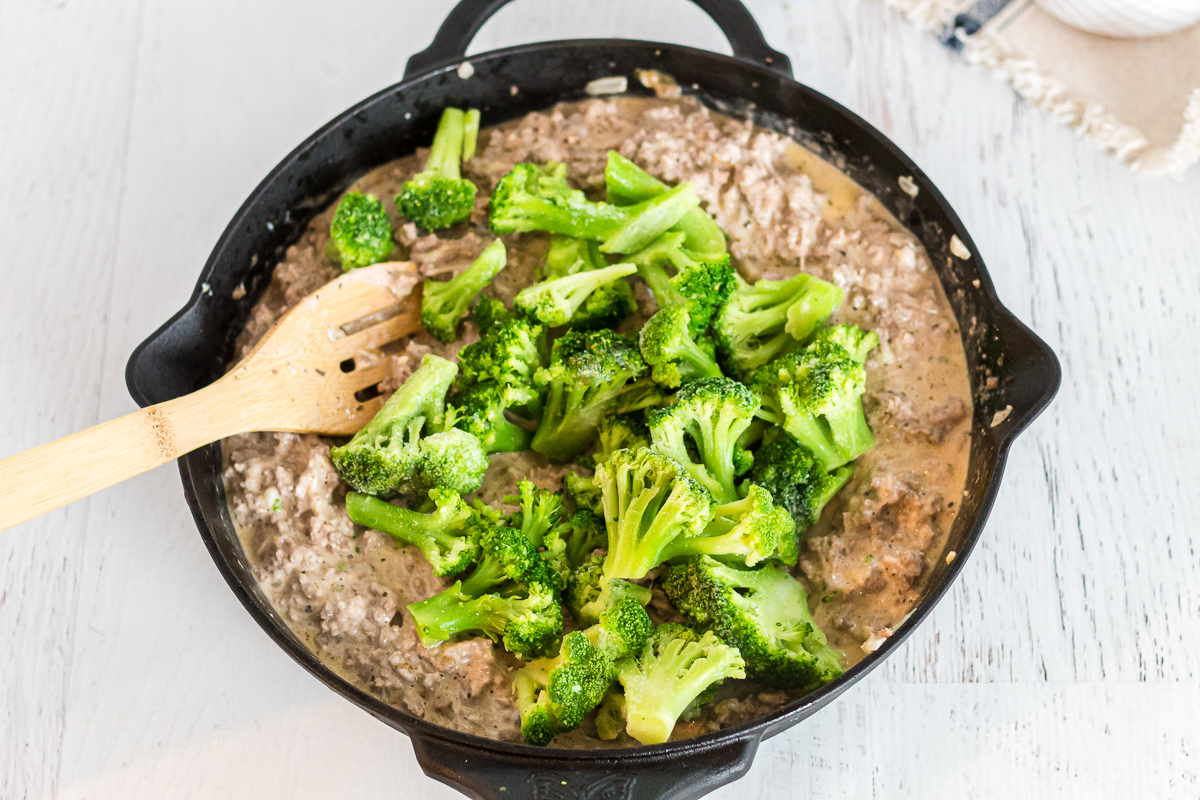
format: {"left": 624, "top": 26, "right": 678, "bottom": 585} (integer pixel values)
{"left": 404, "top": 0, "right": 793, "bottom": 79}
{"left": 409, "top": 733, "right": 761, "bottom": 800}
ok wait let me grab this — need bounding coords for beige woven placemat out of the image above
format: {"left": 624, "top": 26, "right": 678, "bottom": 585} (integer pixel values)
{"left": 883, "top": 0, "right": 1200, "bottom": 177}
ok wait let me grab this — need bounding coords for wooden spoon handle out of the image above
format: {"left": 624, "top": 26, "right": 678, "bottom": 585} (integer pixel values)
{"left": 0, "top": 377, "right": 255, "bottom": 532}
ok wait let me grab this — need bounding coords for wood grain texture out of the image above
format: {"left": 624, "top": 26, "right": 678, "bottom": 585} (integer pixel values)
{"left": 1, "top": 0, "right": 1198, "bottom": 797}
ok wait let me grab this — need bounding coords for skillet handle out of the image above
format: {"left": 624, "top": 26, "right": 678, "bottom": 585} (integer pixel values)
{"left": 404, "top": 0, "right": 792, "bottom": 79}
{"left": 408, "top": 732, "right": 761, "bottom": 800}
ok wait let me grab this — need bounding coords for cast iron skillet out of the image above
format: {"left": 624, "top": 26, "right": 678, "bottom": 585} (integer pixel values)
{"left": 126, "top": 1, "right": 1061, "bottom": 798}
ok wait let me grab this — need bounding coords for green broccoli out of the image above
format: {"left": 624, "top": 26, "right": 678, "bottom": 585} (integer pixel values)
{"left": 628, "top": 231, "right": 735, "bottom": 338}
{"left": 505, "top": 479, "right": 567, "bottom": 555}
{"left": 331, "top": 355, "right": 487, "bottom": 497}
{"left": 605, "top": 152, "right": 727, "bottom": 260}
{"left": 543, "top": 507, "right": 607, "bottom": 578}
{"left": 811, "top": 322, "right": 881, "bottom": 364}
{"left": 714, "top": 272, "right": 845, "bottom": 376}
{"left": 594, "top": 687, "right": 627, "bottom": 740}
{"left": 638, "top": 306, "right": 723, "bottom": 388}
{"left": 616, "top": 623, "right": 746, "bottom": 745}
{"left": 595, "top": 412, "right": 650, "bottom": 464}
{"left": 455, "top": 312, "right": 546, "bottom": 415}
{"left": 745, "top": 429, "right": 855, "bottom": 533}
{"left": 586, "top": 594, "right": 653, "bottom": 663}
{"left": 421, "top": 239, "right": 508, "bottom": 342}
{"left": 748, "top": 326, "right": 879, "bottom": 470}
{"left": 597, "top": 447, "right": 715, "bottom": 581}
{"left": 448, "top": 381, "right": 535, "bottom": 454}
{"left": 471, "top": 296, "right": 511, "bottom": 337}
{"left": 514, "top": 595, "right": 652, "bottom": 745}
{"left": 514, "top": 263, "right": 637, "bottom": 327}
{"left": 462, "top": 108, "right": 481, "bottom": 161}
{"left": 489, "top": 162, "right": 699, "bottom": 254}
{"left": 345, "top": 489, "right": 481, "bottom": 577}
{"left": 660, "top": 484, "right": 795, "bottom": 568}
{"left": 329, "top": 191, "right": 395, "bottom": 269}
{"left": 565, "top": 553, "right": 652, "bottom": 627}
{"left": 514, "top": 630, "right": 616, "bottom": 745}
{"left": 407, "top": 580, "right": 562, "bottom": 661}
{"left": 564, "top": 470, "right": 602, "bottom": 516}
{"left": 395, "top": 107, "right": 478, "bottom": 231}
{"left": 664, "top": 556, "right": 844, "bottom": 691}
{"left": 531, "top": 329, "right": 662, "bottom": 460}
{"left": 539, "top": 235, "right": 637, "bottom": 331}
{"left": 646, "top": 377, "right": 759, "bottom": 504}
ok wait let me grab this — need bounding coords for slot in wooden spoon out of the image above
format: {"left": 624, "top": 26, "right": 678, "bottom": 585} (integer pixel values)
{"left": 0, "top": 261, "right": 424, "bottom": 532}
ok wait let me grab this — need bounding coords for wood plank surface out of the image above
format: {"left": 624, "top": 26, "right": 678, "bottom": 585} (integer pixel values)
{"left": 1, "top": 0, "right": 1197, "bottom": 797}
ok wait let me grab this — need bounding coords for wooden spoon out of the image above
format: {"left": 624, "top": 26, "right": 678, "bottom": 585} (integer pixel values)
{"left": 0, "top": 261, "right": 424, "bottom": 533}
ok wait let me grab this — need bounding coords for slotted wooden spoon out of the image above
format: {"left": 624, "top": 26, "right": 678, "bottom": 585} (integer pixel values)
{"left": 0, "top": 261, "right": 424, "bottom": 533}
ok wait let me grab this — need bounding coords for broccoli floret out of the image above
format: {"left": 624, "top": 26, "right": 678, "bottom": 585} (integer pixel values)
{"left": 565, "top": 553, "right": 652, "bottom": 626}
{"left": 531, "top": 329, "right": 661, "bottom": 460}
{"left": 594, "top": 687, "right": 627, "bottom": 740}
{"left": 411, "top": 428, "right": 490, "bottom": 495}
{"left": 616, "top": 623, "right": 746, "bottom": 745}
{"left": 506, "top": 479, "right": 566, "bottom": 552}
{"left": 748, "top": 326, "right": 879, "bottom": 469}
{"left": 629, "top": 232, "right": 735, "bottom": 337}
{"left": 660, "top": 484, "right": 795, "bottom": 567}
{"left": 587, "top": 594, "right": 653, "bottom": 663}
{"left": 514, "top": 630, "right": 616, "bottom": 745}
{"left": 395, "top": 107, "right": 478, "bottom": 231}
{"left": 714, "top": 273, "right": 844, "bottom": 376}
{"left": 646, "top": 377, "right": 759, "bottom": 504}
{"left": 345, "top": 489, "right": 481, "bottom": 577}
{"left": 421, "top": 239, "right": 508, "bottom": 342}
{"left": 664, "top": 556, "right": 844, "bottom": 691}
{"left": 597, "top": 447, "right": 715, "bottom": 580}
{"left": 745, "top": 430, "right": 855, "bottom": 534}
{"left": 471, "top": 296, "right": 512, "bottom": 337}
{"left": 329, "top": 191, "right": 395, "bottom": 269}
{"left": 448, "top": 382, "right": 535, "bottom": 453}
{"left": 639, "top": 306, "right": 723, "bottom": 388}
{"left": 564, "top": 470, "right": 602, "bottom": 515}
{"left": 596, "top": 413, "right": 650, "bottom": 464}
{"left": 456, "top": 313, "right": 545, "bottom": 413}
{"left": 539, "top": 235, "right": 637, "bottom": 331}
{"left": 332, "top": 355, "right": 485, "bottom": 497}
{"left": 407, "top": 580, "right": 562, "bottom": 660}
{"left": 545, "top": 507, "right": 607, "bottom": 571}
{"left": 810, "top": 323, "right": 880, "bottom": 364}
{"left": 605, "top": 152, "right": 727, "bottom": 260}
{"left": 489, "top": 163, "right": 699, "bottom": 254}
{"left": 514, "top": 263, "right": 637, "bottom": 327}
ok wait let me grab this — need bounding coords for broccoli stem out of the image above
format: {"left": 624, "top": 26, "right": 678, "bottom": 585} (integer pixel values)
{"left": 345, "top": 492, "right": 457, "bottom": 554}
{"left": 407, "top": 582, "right": 496, "bottom": 646}
{"left": 489, "top": 416, "right": 533, "bottom": 453}
{"left": 600, "top": 183, "right": 699, "bottom": 254}
{"left": 425, "top": 108, "right": 465, "bottom": 179}
{"left": 675, "top": 334, "right": 723, "bottom": 381}
{"left": 458, "top": 555, "right": 509, "bottom": 597}
{"left": 462, "top": 109, "right": 481, "bottom": 161}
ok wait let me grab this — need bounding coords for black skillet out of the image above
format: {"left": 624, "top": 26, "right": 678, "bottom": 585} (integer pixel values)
{"left": 125, "top": 1, "right": 1061, "bottom": 797}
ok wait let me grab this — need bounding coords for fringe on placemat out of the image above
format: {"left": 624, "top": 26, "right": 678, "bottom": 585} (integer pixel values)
{"left": 880, "top": 0, "right": 1200, "bottom": 177}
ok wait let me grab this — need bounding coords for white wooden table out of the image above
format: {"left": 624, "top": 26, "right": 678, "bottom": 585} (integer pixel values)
{"left": 3, "top": 1, "right": 1198, "bottom": 797}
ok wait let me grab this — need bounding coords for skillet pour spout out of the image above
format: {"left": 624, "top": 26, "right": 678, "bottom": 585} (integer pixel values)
{"left": 125, "top": 1, "right": 1061, "bottom": 798}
